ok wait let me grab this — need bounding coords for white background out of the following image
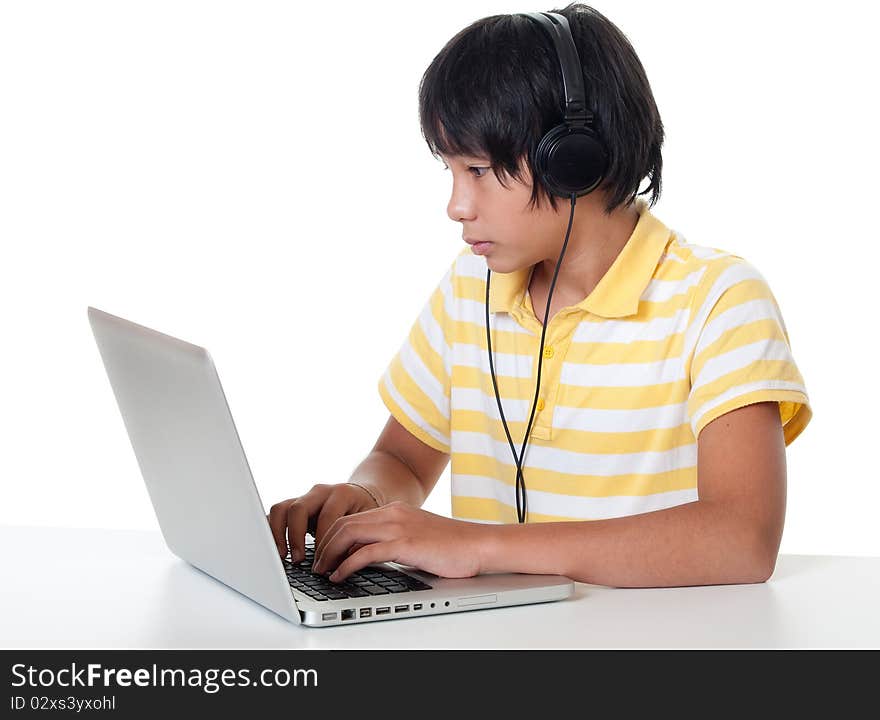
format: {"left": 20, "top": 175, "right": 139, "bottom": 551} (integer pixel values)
{"left": 1, "top": 0, "right": 877, "bottom": 557}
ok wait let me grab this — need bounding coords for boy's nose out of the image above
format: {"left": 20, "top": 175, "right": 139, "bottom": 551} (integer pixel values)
{"left": 447, "top": 191, "right": 476, "bottom": 224}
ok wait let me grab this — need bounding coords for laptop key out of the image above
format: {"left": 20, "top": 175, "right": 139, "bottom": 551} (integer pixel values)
{"left": 364, "top": 586, "right": 391, "bottom": 595}
{"left": 402, "top": 578, "right": 432, "bottom": 589}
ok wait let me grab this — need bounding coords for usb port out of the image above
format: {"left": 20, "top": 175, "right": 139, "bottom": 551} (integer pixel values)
{"left": 413, "top": 604, "right": 423, "bottom": 611}
{"left": 322, "top": 612, "right": 338, "bottom": 621}
{"left": 394, "top": 605, "right": 409, "bottom": 613}
{"left": 359, "top": 608, "right": 372, "bottom": 618}
{"left": 376, "top": 606, "right": 391, "bottom": 615}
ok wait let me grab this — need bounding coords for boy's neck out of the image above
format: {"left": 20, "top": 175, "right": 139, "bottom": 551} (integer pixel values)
{"left": 532, "top": 196, "right": 641, "bottom": 304}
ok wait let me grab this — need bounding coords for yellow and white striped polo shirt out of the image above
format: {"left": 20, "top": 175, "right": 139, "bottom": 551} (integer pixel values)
{"left": 378, "top": 198, "right": 812, "bottom": 524}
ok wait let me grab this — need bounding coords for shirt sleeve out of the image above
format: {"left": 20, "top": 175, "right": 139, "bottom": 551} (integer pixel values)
{"left": 686, "top": 256, "right": 812, "bottom": 444}
{"left": 377, "top": 257, "right": 456, "bottom": 453}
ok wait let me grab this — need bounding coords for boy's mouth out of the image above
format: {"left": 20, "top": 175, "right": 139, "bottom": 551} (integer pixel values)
{"left": 466, "top": 240, "right": 493, "bottom": 255}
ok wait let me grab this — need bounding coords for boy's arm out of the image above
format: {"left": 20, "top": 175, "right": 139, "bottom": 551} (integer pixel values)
{"left": 478, "top": 400, "right": 786, "bottom": 586}
{"left": 314, "top": 401, "right": 786, "bottom": 587}
{"left": 346, "top": 414, "right": 450, "bottom": 509}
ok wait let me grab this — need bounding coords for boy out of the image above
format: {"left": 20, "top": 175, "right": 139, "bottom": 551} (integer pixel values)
{"left": 267, "top": 4, "right": 811, "bottom": 588}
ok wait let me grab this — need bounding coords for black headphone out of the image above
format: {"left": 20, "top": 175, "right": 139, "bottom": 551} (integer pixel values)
{"left": 485, "top": 11, "right": 608, "bottom": 523}
{"left": 524, "top": 11, "right": 608, "bottom": 198}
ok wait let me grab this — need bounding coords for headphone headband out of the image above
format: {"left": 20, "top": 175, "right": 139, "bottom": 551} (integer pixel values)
{"left": 521, "top": 12, "right": 591, "bottom": 126}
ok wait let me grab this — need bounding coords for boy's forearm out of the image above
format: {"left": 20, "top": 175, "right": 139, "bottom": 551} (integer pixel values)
{"left": 477, "top": 500, "right": 774, "bottom": 588}
{"left": 345, "top": 450, "right": 428, "bottom": 508}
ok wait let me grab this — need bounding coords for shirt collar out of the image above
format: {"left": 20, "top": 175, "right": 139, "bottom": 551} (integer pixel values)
{"left": 488, "top": 198, "right": 673, "bottom": 319}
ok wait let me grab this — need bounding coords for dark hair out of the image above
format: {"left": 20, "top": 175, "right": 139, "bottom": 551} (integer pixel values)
{"left": 418, "top": 3, "right": 664, "bottom": 216}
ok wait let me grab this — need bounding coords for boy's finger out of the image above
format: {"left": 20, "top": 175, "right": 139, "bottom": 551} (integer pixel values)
{"left": 267, "top": 502, "right": 293, "bottom": 557}
{"left": 329, "top": 540, "right": 402, "bottom": 583}
{"left": 314, "top": 492, "right": 355, "bottom": 547}
{"left": 315, "top": 520, "right": 392, "bottom": 574}
{"left": 286, "top": 488, "right": 332, "bottom": 561}
{"left": 285, "top": 502, "right": 310, "bottom": 562}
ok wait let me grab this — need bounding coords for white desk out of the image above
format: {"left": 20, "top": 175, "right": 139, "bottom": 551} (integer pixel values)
{"left": 2, "top": 525, "right": 878, "bottom": 649}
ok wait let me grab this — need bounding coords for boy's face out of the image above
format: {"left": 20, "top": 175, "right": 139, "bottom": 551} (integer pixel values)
{"left": 441, "top": 152, "right": 577, "bottom": 275}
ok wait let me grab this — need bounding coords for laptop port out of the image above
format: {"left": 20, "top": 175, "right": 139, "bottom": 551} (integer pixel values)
{"left": 322, "top": 612, "right": 337, "bottom": 621}
{"left": 394, "top": 605, "right": 409, "bottom": 613}
{"left": 341, "top": 609, "right": 355, "bottom": 621}
{"left": 376, "top": 606, "right": 391, "bottom": 615}
{"left": 359, "top": 608, "right": 372, "bottom": 618}
{"left": 413, "top": 604, "right": 423, "bottom": 611}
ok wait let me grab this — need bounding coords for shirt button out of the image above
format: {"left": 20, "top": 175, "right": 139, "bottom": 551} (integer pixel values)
{"left": 543, "top": 346, "right": 554, "bottom": 359}
{"left": 536, "top": 398, "right": 546, "bottom": 412}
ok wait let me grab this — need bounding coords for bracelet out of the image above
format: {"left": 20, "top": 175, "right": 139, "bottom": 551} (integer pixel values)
{"left": 346, "top": 482, "right": 381, "bottom": 508}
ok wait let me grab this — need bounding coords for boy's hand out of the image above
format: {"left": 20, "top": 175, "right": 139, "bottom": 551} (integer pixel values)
{"left": 267, "top": 483, "right": 379, "bottom": 561}
{"left": 311, "top": 501, "right": 485, "bottom": 581}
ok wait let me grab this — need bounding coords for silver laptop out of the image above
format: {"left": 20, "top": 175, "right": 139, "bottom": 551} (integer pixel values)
{"left": 87, "top": 306, "right": 574, "bottom": 626}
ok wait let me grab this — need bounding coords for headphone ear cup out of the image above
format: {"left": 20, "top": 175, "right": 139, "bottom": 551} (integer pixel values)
{"left": 535, "top": 124, "right": 608, "bottom": 198}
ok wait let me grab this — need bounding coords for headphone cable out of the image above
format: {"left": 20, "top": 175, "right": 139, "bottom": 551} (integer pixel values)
{"left": 486, "top": 192, "right": 578, "bottom": 523}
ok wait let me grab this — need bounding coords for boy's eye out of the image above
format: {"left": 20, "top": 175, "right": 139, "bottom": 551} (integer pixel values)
{"left": 440, "top": 163, "right": 489, "bottom": 178}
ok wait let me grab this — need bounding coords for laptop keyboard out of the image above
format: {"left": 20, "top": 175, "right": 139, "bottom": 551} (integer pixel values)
{"left": 282, "top": 544, "right": 432, "bottom": 601}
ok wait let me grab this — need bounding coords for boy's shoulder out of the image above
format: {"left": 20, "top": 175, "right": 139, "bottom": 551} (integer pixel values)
{"left": 664, "top": 231, "right": 748, "bottom": 272}
{"left": 661, "top": 232, "right": 786, "bottom": 354}
{"left": 662, "top": 231, "right": 770, "bottom": 297}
